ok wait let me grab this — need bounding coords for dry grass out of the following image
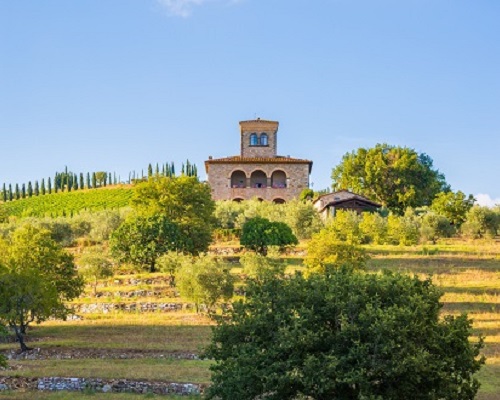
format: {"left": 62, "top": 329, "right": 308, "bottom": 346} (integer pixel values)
{"left": 0, "top": 359, "right": 211, "bottom": 383}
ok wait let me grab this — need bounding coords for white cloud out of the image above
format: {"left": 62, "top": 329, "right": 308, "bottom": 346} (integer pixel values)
{"left": 157, "top": 0, "right": 240, "bottom": 17}
{"left": 475, "top": 193, "right": 500, "bottom": 208}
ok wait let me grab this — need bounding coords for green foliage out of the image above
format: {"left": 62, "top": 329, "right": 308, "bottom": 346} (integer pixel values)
{"left": 0, "top": 224, "right": 83, "bottom": 351}
{"left": 132, "top": 175, "right": 216, "bottom": 254}
{"left": 299, "top": 188, "right": 314, "bottom": 201}
{"left": 323, "top": 209, "right": 363, "bottom": 244}
{"left": 78, "top": 247, "right": 114, "bottom": 295}
{"left": 386, "top": 209, "right": 420, "bottom": 245}
{"left": 215, "top": 199, "right": 322, "bottom": 240}
{"left": 156, "top": 251, "right": 192, "bottom": 286}
{"left": 204, "top": 269, "right": 485, "bottom": 400}
{"left": 239, "top": 250, "right": 286, "bottom": 282}
{"left": 110, "top": 214, "right": 182, "bottom": 272}
{"left": 420, "top": 211, "right": 454, "bottom": 244}
{"left": 0, "top": 187, "right": 133, "bottom": 218}
{"left": 431, "top": 190, "right": 475, "bottom": 226}
{"left": 0, "top": 323, "right": 6, "bottom": 367}
{"left": 461, "top": 206, "right": 500, "bottom": 239}
{"left": 177, "top": 254, "right": 234, "bottom": 312}
{"left": 359, "top": 211, "right": 388, "bottom": 244}
{"left": 331, "top": 144, "right": 449, "bottom": 214}
{"left": 240, "top": 217, "right": 298, "bottom": 255}
{"left": 304, "top": 228, "right": 368, "bottom": 274}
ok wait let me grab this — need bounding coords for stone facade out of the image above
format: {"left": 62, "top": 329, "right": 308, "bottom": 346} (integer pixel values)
{"left": 205, "top": 119, "right": 312, "bottom": 202}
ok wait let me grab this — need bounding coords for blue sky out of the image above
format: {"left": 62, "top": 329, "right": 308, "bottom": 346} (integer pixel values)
{"left": 1, "top": 0, "right": 499, "bottom": 205}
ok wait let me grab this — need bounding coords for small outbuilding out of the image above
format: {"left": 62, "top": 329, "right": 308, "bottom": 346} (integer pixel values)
{"left": 313, "top": 190, "right": 382, "bottom": 220}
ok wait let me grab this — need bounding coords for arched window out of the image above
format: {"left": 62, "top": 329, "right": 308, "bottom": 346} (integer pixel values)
{"left": 271, "top": 170, "right": 287, "bottom": 188}
{"left": 250, "top": 170, "right": 267, "bottom": 188}
{"left": 260, "top": 133, "right": 268, "bottom": 146}
{"left": 231, "top": 170, "right": 246, "bottom": 188}
{"left": 250, "top": 133, "right": 258, "bottom": 146}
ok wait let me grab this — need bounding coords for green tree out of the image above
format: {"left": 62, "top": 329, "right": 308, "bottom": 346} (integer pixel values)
{"left": 110, "top": 214, "right": 182, "bottom": 272}
{"left": 304, "top": 228, "right": 368, "bottom": 274}
{"left": 359, "top": 211, "right": 387, "bottom": 244}
{"left": 0, "top": 225, "right": 83, "bottom": 351}
{"left": 78, "top": 248, "right": 114, "bottom": 296}
{"left": 239, "top": 249, "right": 286, "bottom": 282}
{"left": 86, "top": 172, "right": 91, "bottom": 189}
{"left": 73, "top": 174, "right": 78, "bottom": 191}
{"left": 205, "top": 269, "right": 484, "bottom": 400}
{"left": 386, "top": 209, "right": 420, "bottom": 245}
{"left": 332, "top": 144, "right": 449, "bottom": 214}
{"left": 34, "top": 180, "right": 39, "bottom": 196}
{"left": 79, "top": 173, "right": 84, "bottom": 190}
{"left": 431, "top": 190, "right": 475, "bottom": 226}
{"left": 461, "top": 206, "right": 499, "bottom": 239}
{"left": 148, "top": 163, "right": 153, "bottom": 178}
{"left": 156, "top": 251, "right": 192, "bottom": 287}
{"left": 47, "top": 177, "right": 52, "bottom": 194}
{"left": 2, "top": 183, "right": 6, "bottom": 202}
{"left": 131, "top": 175, "right": 216, "bottom": 255}
{"left": 21, "top": 183, "right": 26, "bottom": 198}
{"left": 8, "top": 184, "right": 13, "bottom": 201}
{"left": 240, "top": 217, "right": 298, "bottom": 255}
{"left": 41, "top": 178, "right": 46, "bottom": 195}
{"left": 15, "top": 183, "right": 20, "bottom": 200}
{"left": 177, "top": 254, "right": 234, "bottom": 313}
{"left": 420, "top": 211, "right": 454, "bottom": 244}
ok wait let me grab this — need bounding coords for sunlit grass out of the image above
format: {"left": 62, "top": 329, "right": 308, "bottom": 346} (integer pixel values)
{"left": 0, "top": 359, "right": 212, "bottom": 383}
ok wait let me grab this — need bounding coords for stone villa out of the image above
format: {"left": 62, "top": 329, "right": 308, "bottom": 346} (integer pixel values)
{"left": 205, "top": 119, "right": 312, "bottom": 203}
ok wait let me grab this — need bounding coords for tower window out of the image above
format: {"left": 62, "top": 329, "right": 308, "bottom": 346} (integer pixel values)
{"left": 260, "top": 133, "right": 268, "bottom": 146}
{"left": 250, "top": 133, "right": 258, "bottom": 146}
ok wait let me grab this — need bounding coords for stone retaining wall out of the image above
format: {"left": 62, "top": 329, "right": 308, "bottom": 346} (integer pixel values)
{"left": 0, "top": 377, "right": 202, "bottom": 395}
{"left": 72, "top": 302, "right": 190, "bottom": 313}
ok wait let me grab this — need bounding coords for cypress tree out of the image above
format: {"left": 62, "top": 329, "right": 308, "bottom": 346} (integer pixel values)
{"left": 48, "top": 177, "right": 52, "bottom": 194}
{"left": 155, "top": 163, "right": 159, "bottom": 176}
{"left": 15, "top": 184, "right": 20, "bottom": 200}
{"left": 8, "top": 184, "right": 13, "bottom": 201}
{"left": 171, "top": 162, "right": 175, "bottom": 176}
{"left": 2, "top": 183, "right": 6, "bottom": 202}
{"left": 161, "top": 164, "right": 165, "bottom": 176}
{"left": 22, "top": 184, "right": 26, "bottom": 198}
{"left": 92, "top": 172, "right": 97, "bottom": 189}
{"left": 181, "top": 163, "right": 185, "bottom": 175}
{"left": 67, "top": 175, "right": 71, "bottom": 192}
{"left": 108, "top": 172, "right": 112, "bottom": 185}
{"left": 73, "top": 174, "right": 78, "bottom": 190}
{"left": 87, "top": 172, "right": 91, "bottom": 189}
{"left": 113, "top": 172, "right": 117, "bottom": 185}
{"left": 34, "top": 181, "right": 39, "bottom": 196}
{"left": 103, "top": 173, "right": 107, "bottom": 187}
{"left": 80, "top": 173, "right": 84, "bottom": 190}
{"left": 148, "top": 164, "right": 153, "bottom": 178}
{"left": 41, "top": 179, "right": 46, "bottom": 195}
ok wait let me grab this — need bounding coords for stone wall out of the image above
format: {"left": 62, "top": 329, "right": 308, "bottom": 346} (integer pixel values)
{"left": 0, "top": 377, "right": 202, "bottom": 395}
{"left": 207, "top": 162, "right": 310, "bottom": 202}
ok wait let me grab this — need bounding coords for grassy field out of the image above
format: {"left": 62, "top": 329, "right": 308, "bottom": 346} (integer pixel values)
{"left": 0, "top": 240, "right": 498, "bottom": 398}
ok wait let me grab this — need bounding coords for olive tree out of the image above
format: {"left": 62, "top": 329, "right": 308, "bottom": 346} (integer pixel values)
{"left": 0, "top": 225, "right": 83, "bottom": 352}
{"left": 205, "top": 269, "right": 484, "bottom": 400}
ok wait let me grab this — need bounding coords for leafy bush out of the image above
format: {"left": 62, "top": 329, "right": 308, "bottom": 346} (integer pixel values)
{"left": 240, "top": 217, "right": 298, "bottom": 255}
{"left": 205, "top": 269, "right": 484, "bottom": 400}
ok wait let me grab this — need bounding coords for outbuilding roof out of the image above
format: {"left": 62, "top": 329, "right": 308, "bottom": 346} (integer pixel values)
{"left": 313, "top": 190, "right": 382, "bottom": 212}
